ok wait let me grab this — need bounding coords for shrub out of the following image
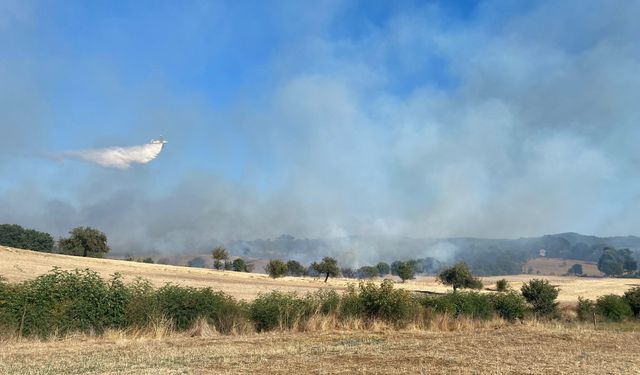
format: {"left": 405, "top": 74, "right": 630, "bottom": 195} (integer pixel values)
{"left": 249, "top": 291, "right": 308, "bottom": 331}
{"left": 521, "top": 279, "right": 559, "bottom": 317}
{"left": 492, "top": 292, "right": 527, "bottom": 322}
{"left": 595, "top": 295, "right": 632, "bottom": 322}
{"left": 623, "top": 287, "right": 640, "bottom": 317}
{"left": 576, "top": 297, "right": 594, "bottom": 322}
{"left": 423, "top": 292, "right": 494, "bottom": 320}
{"left": 357, "top": 266, "right": 379, "bottom": 279}
{"left": 355, "top": 280, "right": 420, "bottom": 326}
{"left": 266, "top": 259, "right": 288, "bottom": 278}
{"left": 375, "top": 262, "right": 390, "bottom": 276}
{"left": 304, "top": 289, "right": 341, "bottom": 315}
{"left": 496, "top": 279, "right": 509, "bottom": 292}
{"left": 286, "top": 260, "right": 306, "bottom": 276}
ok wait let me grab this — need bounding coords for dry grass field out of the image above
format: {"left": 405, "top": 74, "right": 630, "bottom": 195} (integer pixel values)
{"left": 524, "top": 257, "right": 604, "bottom": 277}
{"left": 1, "top": 324, "right": 639, "bottom": 374}
{"left": 1, "top": 245, "right": 639, "bottom": 303}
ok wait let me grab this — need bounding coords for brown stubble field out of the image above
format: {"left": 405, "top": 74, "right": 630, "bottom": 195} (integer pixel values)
{"left": 2, "top": 245, "right": 639, "bottom": 304}
{"left": 1, "top": 324, "right": 640, "bottom": 375}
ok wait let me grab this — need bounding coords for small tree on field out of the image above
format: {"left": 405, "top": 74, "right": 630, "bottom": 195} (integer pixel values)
{"left": 623, "top": 287, "right": 640, "bottom": 317}
{"left": 396, "top": 261, "right": 415, "bottom": 283}
{"left": 58, "top": 226, "right": 110, "bottom": 257}
{"left": 437, "top": 262, "right": 483, "bottom": 291}
{"left": 286, "top": 260, "right": 306, "bottom": 276}
{"left": 496, "top": 279, "right": 509, "bottom": 292}
{"left": 376, "top": 262, "right": 390, "bottom": 277}
{"left": 521, "top": 279, "right": 559, "bottom": 317}
{"left": 266, "top": 259, "right": 288, "bottom": 278}
{"left": 311, "top": 257, "right": 340, "bottom": 282}
{"left": 568, "top": 263, "right": 583, "bottom": 276}
{"left": 232, "top": 258, "right": 253, "bottom": 272}
{"left": 212, "top": 246, "right": 229, "bottom": 270}
{"left": 358, "top": 266, "right": 378, "bottom": 279}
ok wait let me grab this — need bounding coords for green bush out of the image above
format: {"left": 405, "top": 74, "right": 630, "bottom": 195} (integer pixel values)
{"left": 492, "top": 292, "right": 527, "bottom": 321}
{"left": 249, "top": 291, "right": 308, "bottom": 331}
{"left": 423, "top": 292, "right": 494, "bottom": 320}
{"left": 595, "top": 295, "right": 632, "bottom": 322}
{"left": 623, "top": 287, "right": 640, "bottom": 317}
{"left": 576, "top": 297, "right": 594, "bottom": 321}
{"left": 521, "top": 279, "right": 559, "bottom": 317}
{"left": 496, "top": 279, "right": 509, "bottom": 292}
{"left": 265, "top": 259, "right": 288, "bottom": 278}
{"left": 356, "top": 280, "right": 420, "bottom": 325}
{"left": 304, "top": 289, "right": 341, "bottom": 315}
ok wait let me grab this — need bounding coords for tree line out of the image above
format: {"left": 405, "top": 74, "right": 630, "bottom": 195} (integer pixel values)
{"left": 0, "top": 224, "right": 109, "bottom": 257}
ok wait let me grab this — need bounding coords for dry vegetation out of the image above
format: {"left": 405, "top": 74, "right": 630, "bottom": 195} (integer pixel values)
{"left": 1, "top": 322, "right": 639, "bottom": 375}
{"left": 2, "top": 246, "right": 638, "bottom": 304}
{"left": 524, "top": 257, "right": 604, "bottom": 277}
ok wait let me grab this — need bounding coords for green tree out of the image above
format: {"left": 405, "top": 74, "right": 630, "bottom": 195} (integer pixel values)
{"left": 58, "top": 227, "right": 110, "bottom": 257}
{"left": 376, "top": 262, "right": 390, "bottom": 277}
{"left": 396, "top": 262, "right": 415, "bottom": 283}
{"left": 311, "top": 257, "right": 340, "bottom": 282}
{"left": 496, "top": 279, "right": 509, "bottom": 292}
{"left": 621, "top": 249, "right": 638, "bottom": 273}
{"left": 358, "top": 266, "right": 379, "bottom": 279}
{"left": 265, "top": 259, "right": 288, "bottom": 278}
{"left": 623, "top": 287, "right": 640, "bottom": 317}
{"left": 437, "top": 263, "right": 483, "bottom": 291}
{"left": 212, "top": 246, "right": 229, "bottom": 270}
{"left": 286, "top": 260, "right": 306, "bottom": 276}
{"left": 232, "top": 258, "right": 252, "bottom": 272}
{"left": 521, "top": 279, "right": 559, "bottom": 317}
{"left": 568, "top": 263, "right": 583, "bottom": 276}
{"left": 0, "top": 224, "right": 54, "bottom": 252}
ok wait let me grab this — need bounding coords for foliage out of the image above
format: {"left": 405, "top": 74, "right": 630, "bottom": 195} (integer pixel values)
{"left": 520, "top": 279, "right": 559, "bottom": 317}
{"left": 212, "top": 246, "right": 229, "bottom": 270}
{"left": 491, "top": 292, "right": 527, "bottom": 321}
{"left": 375, "top": 262, "right": 390, "bottom": 276}
{"left": 437, "top": 263, "right": 483, "bottom": 291}
{"left": 576, "top": 297, "right": 594, "bottom": 321}
{"left": 348, "top": 280, "right": 420, "bottom": 326}
{"left": 0, "top": 224, "right": 54, "bottom": 252}
{"left": 496, "top": 279, "right": 509, "bottom": 292}
{"left": 249, "top": 291, "right": 308, "bottom": 331}
{"left": 341, "top": 267, "right": 355, "bottom": 278}
{"left": 187, "top": 257, "right": 207, "bottom": 268}
{"left": 422, "top": 292, "right": 494, "bottom": 320}
{"left": 311, "top": 257, "right": 340, "bottom": 282}
{"left": 568, "top": 264, "right": 583, "bottom": 276}
{"left": 597, "top": 247, "right": 637, "bottom": 276}
{"left": 623, "top": 287, "right": 640, "bottom": 317}
{"left": 395, "top": 262, "right": 415, "bottom": 283}
{"left": 286, "top": 260, "right": 306, "bottom": 276}
{"left": 58, "top": 227, "right": 110, "bottom": 258}
{"left": 265, "top": 259, "right": 288, "bottom": 278}
{"left": 595, "top": 295, "right": 632, "bottom": 322}
{"left": 232, "top": 258, "right": 252, "bottom": 272}
{"left": 357, "top": 266, "right": 379, "bottom": 279}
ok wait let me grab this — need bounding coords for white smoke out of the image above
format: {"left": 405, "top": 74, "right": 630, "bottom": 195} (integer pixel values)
{"left": 62, "top": 142, "right": 165, "bottom": 169}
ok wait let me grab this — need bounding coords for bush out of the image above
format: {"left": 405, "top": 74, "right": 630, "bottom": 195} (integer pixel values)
{"left": 249, "top": 291, "right": 308, "bottom": 331}
{"left": 354, "top": 280, "right": 420, "bottom": 326}
{"left": 623, "top": 287, "right": 640, "bottom": 317}
{"left": 521, "top": 279, "right": 559, "bottom": 317}
{"left": 266, "top": 259, "right": 288, "bottom": 278}
{"left": 595, "top": 295, "right": 632, "bottom": 322}
{"left": 492, "top": 292, "right": 527, "bottom": 322}
{"left": 496, "top": 279, "right": 509, "bottom": 292}
{"left": 423, "top": 292, "right": 494, "bottom": 320}
{"left": 437, "top": 263, "right": 483, "bottom": 291}
{"left": 286, "top": 260, "right": 306, "bottom": 276}
{"left": 576, "top": 297, "right": 594, "bottom": 322}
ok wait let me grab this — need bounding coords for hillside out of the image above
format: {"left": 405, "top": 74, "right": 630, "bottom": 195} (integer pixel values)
{"left": 1, "top": 245, "right": 639, "bottom": 303}
{"left": 524, "top": 257, "right": 604, "bottom": 277}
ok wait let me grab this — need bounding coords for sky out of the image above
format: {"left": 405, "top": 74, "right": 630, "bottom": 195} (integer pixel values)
{"left": 1, "top": 0, "right": 639, "bottom": 254}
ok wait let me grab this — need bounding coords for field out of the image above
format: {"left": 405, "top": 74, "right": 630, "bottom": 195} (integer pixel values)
{"left": 524, "top": 257, "right": 604, "bottom": 277}
{"left": 1, "top": 245, "right": 638, "bottom": 304}
{"left": 1, "top": 324, "right": 639, "bottom": 374}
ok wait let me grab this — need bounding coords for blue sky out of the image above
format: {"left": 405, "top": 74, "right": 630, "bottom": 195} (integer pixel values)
{"left": 1, "top": 0, "right": 639, "bottom": 255}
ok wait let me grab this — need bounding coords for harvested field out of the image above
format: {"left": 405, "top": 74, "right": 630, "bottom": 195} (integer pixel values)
{"left": 1, "top": 325, "right": 639, "bottom": 374}
{"left": 1, "top": 246, "right": 639, "bottom": 303}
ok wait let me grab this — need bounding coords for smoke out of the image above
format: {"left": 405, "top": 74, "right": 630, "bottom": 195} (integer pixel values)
{"left": 61, "top": 142, "right": 165, "bottom": 169}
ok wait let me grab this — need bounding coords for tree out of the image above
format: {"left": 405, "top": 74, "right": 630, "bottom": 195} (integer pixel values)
{"left": 212, "top": 246, "right": 229, "bottom": 270}
{"left": 341, "top": 267, "right": 355, "bottom": 278}
{"left": 286, "top": 260, "right": 306, "bottom": 276}
{"left": 597, "top": 247, "right": 637, "bottom": 277}
{"left": 375, "top": 262, "right": 390, "bottom": 277}
{"left": 496, "top": 279, "right": 509, "bottom": 292}
{"left": 311, "top": 257, "right": 340, "bottom": 282}
{"left": 232, "top": 258, "right": 252, "bottom": 272}
{"left": 58, "top": 227, "right": 110, "bottom": 257}
{"left": 521, "top": 279, "right": 559, "bottom": 317}
{"left": 188, "top": 257, "right": 207, "bottom": 268}
{"left": 621, "top": 249, "right": 638, "bottom": 273}
{"left": 395, "top": 261, "right": 415, "bottom": 283}
{"left": 265, "top": 259, "right": 288, "bottom": 278}
{"left": 357, "top": 266, "right": 379, "bottom": 279}
{"left": 568, "top": 263, "right": 583, "bottom": 276}
{"left": 437, "top": 262, "right": 483, "bottom": 291}
{"left": 0, "top": 224, "right": 54, "bottom": 252}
